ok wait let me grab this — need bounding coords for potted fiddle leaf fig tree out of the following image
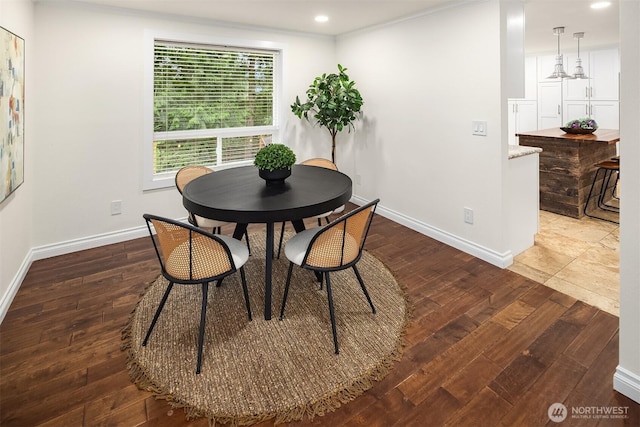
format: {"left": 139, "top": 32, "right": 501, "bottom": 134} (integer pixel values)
{"left": 291, "top": 64, "right": 363, "bottom": 163}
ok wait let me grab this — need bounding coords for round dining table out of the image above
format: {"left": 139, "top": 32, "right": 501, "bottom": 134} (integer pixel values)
{"left": 182, "top": 164, "right": 353, "bottom": 320}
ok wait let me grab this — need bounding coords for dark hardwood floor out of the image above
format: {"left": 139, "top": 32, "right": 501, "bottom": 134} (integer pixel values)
{"left": 1, "top": 206, "right": 638, "bottom": 426}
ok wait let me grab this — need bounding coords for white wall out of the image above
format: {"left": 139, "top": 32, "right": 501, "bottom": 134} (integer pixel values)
{"left": 1, "top": 0, "right": 639, "bottom": 404}
{"left": 0, "top": 0, "right": 34, "bottom": 322}
{"left": 31, "top": 1, "right": 336, "bottom": 248}
{"left": 335, "top": 1, "right": 509, "bottom": 264}
{"left": 615, "top": 0, "right": 640, "bottom": 404}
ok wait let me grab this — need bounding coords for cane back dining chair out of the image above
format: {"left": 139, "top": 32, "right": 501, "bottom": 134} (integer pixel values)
{"left": 175, "top": 165, "right": 251, "bottom": 253}
{"left": 278, "top": 198, "right": 380, "bottom": 354}
{"left": 276, "top": 158, "right": 346, "bottom": 258}
{"left": 143, "top": 214, "right": 253, "bottom": 374}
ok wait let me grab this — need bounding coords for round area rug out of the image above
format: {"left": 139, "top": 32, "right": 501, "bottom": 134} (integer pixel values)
{"left": 122, "top": 231, "right": 409, "bottom": 425}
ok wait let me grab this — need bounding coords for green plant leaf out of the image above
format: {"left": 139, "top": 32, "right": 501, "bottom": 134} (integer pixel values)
{"left": 253, "top": 143, "right": 297, "bottom": 171}
{"left": 290, "top": 64, "right": 363, "bottom": 162}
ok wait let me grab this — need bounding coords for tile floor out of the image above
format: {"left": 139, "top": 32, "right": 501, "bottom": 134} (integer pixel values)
{"left": 508, "top": 210, "right": 620, "bottom": 316}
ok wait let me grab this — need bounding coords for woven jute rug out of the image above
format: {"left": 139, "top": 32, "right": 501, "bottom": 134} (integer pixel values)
{"left": 122, "top": 231, "right": 409, "bottom": 425}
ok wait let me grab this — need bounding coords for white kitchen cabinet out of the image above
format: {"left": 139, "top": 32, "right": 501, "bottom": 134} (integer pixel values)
{"left": 562, "top": 48, "right": 619, "bottom": 128}
{"left": 535, "top": 48, "right": 619, "bottom": 130}
{"left": 538, "top": 81, "right": 562, "bottom": 129}
{"left": 589, "top": 49, "right": 619, "bottom": 100}
{"left": 564, "top": 54, "right": 590, "bottom": 100}
{"left": 564, "top": 101, "right": 590, "bottom": 121}
{"left": 590, "top": 101, "right": 619, "bottom": 129}
{"left": 563, "top": 100, "right": 619, "bottom": 129}
{"left": 508, "top": 99, "right": 537, "bottom": 145}
{"left": 537, "top": 54, "right": 558, "bottom": 82}
{"left": 563, "top": 48, "right": 619, "bottom": 101}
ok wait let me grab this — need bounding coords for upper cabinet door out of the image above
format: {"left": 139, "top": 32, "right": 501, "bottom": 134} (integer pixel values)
{"left": 563, "top": 52, "right": 590, "bottom": 100}
{"left": 589, "top": 49, "right": 619, "bottom": 100}
{"left": 537, "top": 54, "right": 558, "bottom": 82}
{"left": 538, "top": 81, "right": 563, "bottom": 129}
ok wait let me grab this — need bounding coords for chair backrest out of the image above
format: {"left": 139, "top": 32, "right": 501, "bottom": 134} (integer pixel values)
{"left": 144, "top": 214, "right": 235, "bottom": 283}
{"left": 301, "top": 157, "right": 338, "bottom": 171}
{"left": 175, "top": 165, "right": 213, "bottom": 194}
{"left": 302, "top": 199, "right": 380, "bottom": 270}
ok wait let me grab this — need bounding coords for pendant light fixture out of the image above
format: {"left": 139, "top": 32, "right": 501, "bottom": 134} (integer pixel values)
{"left": 571, "top": 32, "right": 589, "bottom": 79}
{"left": 547, "top": 26, "right": 570, "bottom": 79}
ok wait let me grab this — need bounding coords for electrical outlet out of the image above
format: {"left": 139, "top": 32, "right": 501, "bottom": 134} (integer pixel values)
{"left": 464, "top": 207, "right": 474, "bottom": 224}
{"left": 111, "top": 200, "right": 122, "bottom": 215}
{"left": 355, "top": 174, "right": 362, "bottom": 185}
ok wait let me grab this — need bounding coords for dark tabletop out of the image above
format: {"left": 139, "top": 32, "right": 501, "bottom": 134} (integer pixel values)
{"left": 182, "top": 164, "right": 353, "bottom": 224}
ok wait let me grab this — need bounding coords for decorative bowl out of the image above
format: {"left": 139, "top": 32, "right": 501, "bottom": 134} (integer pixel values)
{"left": 259, "top": 168, "right": 291, "bottom": 185}
{"left": 560, "top": 127, "right": 596, "bottom": 135}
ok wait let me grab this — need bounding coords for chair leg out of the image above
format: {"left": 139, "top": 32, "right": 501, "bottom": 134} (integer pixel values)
{"left": 612, "top": 172, "right": 620, "bottom": 200}
{"left": 244, "top": 230, "right": 251, "bottom": 255}
{"left": 597, "top": 170, "right": 619, "bottom": 211}
{"left": 279, "top": 262, "right": 294, "bottom": 320}
{"left": 276, "top": 222, "right": 285, "bottom": 259}
{"left": 317, "top": 218, "right": 322, "bottom": 227}
{"left": 142, "top": 281, "right": 174, "bottom": 346}
{"left": 196, "top": 282, "right": 209, "bottom": 374}
{"left": 324, "top": 272, "right": 340, "bottom": 354}
{"left": 239, "top": 267, "right": 252, "bottom": 321}
{"left": 584, "top": 168, "right": 619, "bottom": 224}
{"left": 353, "top": 265, "right": 376, "bottom": 313}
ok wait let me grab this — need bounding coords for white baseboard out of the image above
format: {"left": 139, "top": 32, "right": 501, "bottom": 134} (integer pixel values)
{"left": 0, "top": 224, "right": 150, "bottom": 324}
{"left": 614, "top": 366, "right": 640, "bottom": 404}
{"left": 0, "top": 249, "right": 34, "bottom": 324}
{"left": 1, "top": 202, "right": 513, "bottom": 324}
{"left": 351, "top": 196, "right": 513, "bottom": 268}
{"left": 30, "top": 224, "right": 149, "bottom": 261}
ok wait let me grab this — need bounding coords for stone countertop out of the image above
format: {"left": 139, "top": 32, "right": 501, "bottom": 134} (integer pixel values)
{"left": 508, "top": 145, "right": 542, "bottom": 159}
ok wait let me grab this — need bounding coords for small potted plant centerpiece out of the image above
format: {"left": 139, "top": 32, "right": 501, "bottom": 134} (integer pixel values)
{"left": 254, "top": 143, "right": 297, "bottom": 185}
{"left": 561, "top": 118, "right": 599, "bottom": 134}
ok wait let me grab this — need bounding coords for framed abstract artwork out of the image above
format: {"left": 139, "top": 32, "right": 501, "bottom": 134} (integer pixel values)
{"left": 0, "top": 26, "right": 25, "bottom": 204}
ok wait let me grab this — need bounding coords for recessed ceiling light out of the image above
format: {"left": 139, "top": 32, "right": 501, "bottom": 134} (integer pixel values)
{"left": 590, "top": 1, "right": 611, "bottom": 9}
{"left": 315, "top": 15, "right": 329, "bottom": 23}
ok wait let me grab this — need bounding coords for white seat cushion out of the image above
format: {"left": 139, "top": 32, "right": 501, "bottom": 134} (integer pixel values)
{"left": 332, "top": 204, "right": 345, "bottom": 215}
{"left": 308, "top": 211, "right": 332, "bottom": 220}
{"left": 217, "top": 234, "right": 250, "bottom": 267}
{"left": 308, "top": 204, "right": 345, "bottom": 221}
{"left": 194, "top": 214, "right": 228, "bottom": 230}
{"left": 284, "top": 227, "right": 322, "bottom": 266}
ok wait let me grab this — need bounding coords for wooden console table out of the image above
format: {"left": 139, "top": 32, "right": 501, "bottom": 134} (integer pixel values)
{"left": 516, "top": 128, "right": 619, "bottom": 218}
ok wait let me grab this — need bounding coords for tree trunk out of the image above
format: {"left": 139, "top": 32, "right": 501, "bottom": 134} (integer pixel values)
{"left": 331, "top": 131, "right": 337, "bottom": 164}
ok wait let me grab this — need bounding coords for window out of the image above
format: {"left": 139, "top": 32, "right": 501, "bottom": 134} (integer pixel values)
{"left": 144, "top": 32, "right": 283, "bottom": 190}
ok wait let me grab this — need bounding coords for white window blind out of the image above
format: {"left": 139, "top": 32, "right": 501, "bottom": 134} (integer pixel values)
{"left": 152, "top": 40, "right": 278, "bottom": 174}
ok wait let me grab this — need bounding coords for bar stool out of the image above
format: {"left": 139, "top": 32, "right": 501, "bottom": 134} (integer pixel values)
{"left": 584, "top": 160, "right": 619, "bottom": 223}
{"left": 610, "top": 156, "right": 620, "bottom": 199}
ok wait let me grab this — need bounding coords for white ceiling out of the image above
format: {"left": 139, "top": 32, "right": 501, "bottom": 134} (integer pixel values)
{"left": 524, "top": 0, "right": 619, "bottom": 53}
{"left": 45, "top": 0, "right": 619, "bottom": 53}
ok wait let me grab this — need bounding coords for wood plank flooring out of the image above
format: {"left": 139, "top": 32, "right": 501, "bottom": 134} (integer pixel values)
{"left": 1, "top": 206, "right": 638, "bottom": 426}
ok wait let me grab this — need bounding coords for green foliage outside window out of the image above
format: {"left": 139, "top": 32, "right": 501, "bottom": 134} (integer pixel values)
{"left": 153, "top": 42, "right": 276, "bottom": 172}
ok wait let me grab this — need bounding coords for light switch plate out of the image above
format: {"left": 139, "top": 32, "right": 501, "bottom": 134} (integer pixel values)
{"left": 472, "top": 120, "right": 487, "bottom": 136}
